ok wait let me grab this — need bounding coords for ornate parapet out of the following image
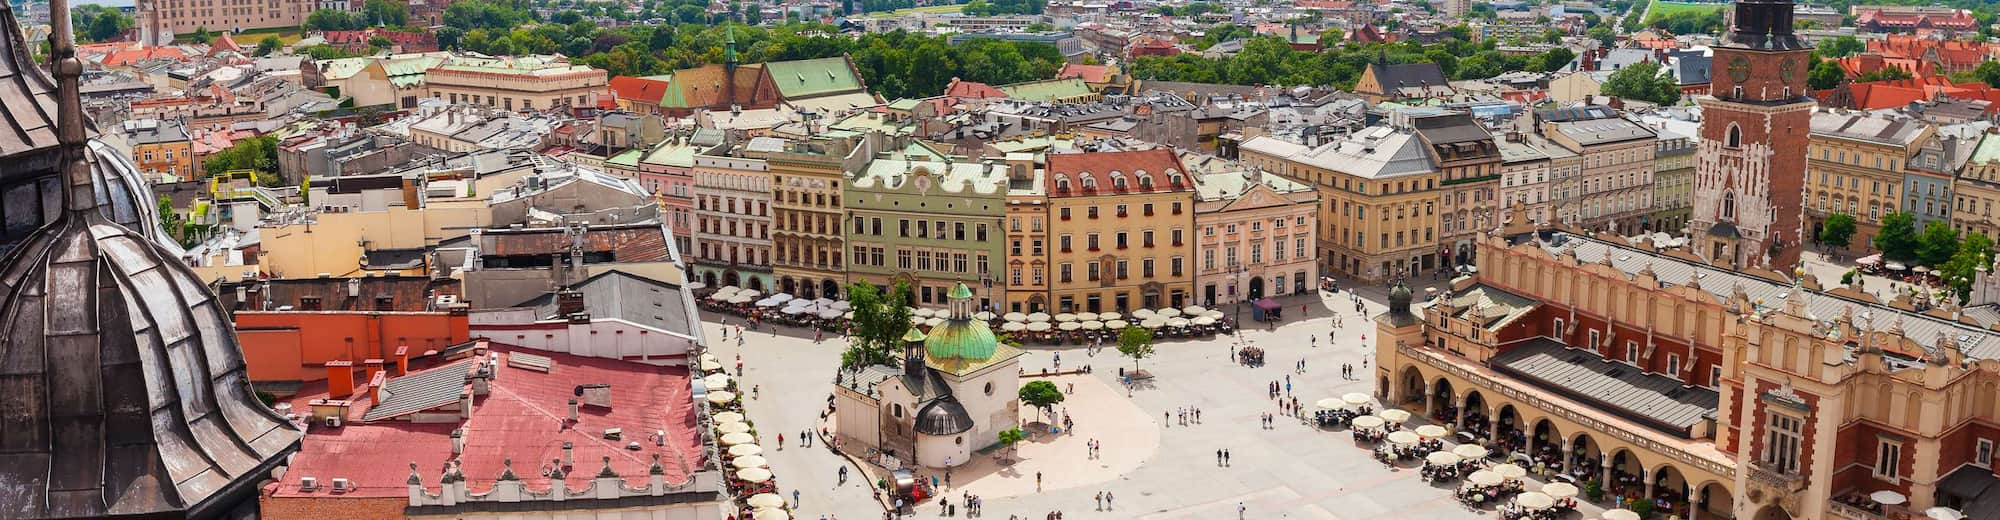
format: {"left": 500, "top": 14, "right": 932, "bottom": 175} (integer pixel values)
{"left": 407, "top": 456, "right": 726, "bottom": 512}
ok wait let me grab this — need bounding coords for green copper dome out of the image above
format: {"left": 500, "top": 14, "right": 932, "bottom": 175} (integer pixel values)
{"left": 924, "top": 283, "right": 996, "bottom": 360}
{"left": 902, "top": 327, "right": 929, "bottom": 343}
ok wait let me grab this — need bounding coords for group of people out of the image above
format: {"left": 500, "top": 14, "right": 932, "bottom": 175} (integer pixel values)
{"left": 935, "top": 491, "right": 984, "bottom": 517}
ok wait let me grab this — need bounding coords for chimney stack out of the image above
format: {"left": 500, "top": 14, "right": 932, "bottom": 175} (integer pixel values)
{"left": 364, "top": 358, "right": 385, "bottom": 382}
{"left": 568, "top": 398, "right": 580, "bottom": 423}
{"left": 326, "top": 360, "right": 355, "bottom": 397}
{"left": 562, "top": 441, "right": 575, "bottom": 467}
{"left": 557, "top": 289, "right": 585, "bottom": 316}
{"left": 394, "top": 345, "right": 410, "bottom": 377}
{"left": 459, "top": 390, "right": 473, "bottom": 420}
{"left": 451, "top": 428, "right": 465, "bottom": 455}
{"left": 368, "top": 370, "right": 386, "bottom": 404}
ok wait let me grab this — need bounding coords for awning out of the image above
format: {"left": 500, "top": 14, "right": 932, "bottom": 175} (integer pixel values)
{"left": 1940, "top": 465, "right": 1997, "bottom": 501}
{"left": 1254, "top": 298, "right": 1282, "bottom": 311}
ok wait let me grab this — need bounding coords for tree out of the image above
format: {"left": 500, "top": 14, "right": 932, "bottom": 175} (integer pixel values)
{"left": 1819, "top": 35, "right": 1863, "bottom": 58}
{"left": 363, "top": 0, "right": 410, "bottom": 27}
{"left": 1820, "top": 213, "right": 1857, "bottom": 248}
{"left": 202, "top": 136, "right": 280, "bottom": 178}
{"left": 995, "top": 428, "right": 1025, "bottom": 461}
{"left": 191, "top": 27, "right": 213, "bottom": 44}
{"left": 307, "top": 9, "right": 362, "bottom": 31}
{"left": 1586, "top": 25, "right": 1616, "bottom": 47}
{"left": 1855, "top": 66, "right": 1913, "bottom": 83}
{"left": 1018, "top": 381, "right": 1064, "bottom": 422}
{"left": 1534, "top": 47, "right": 1576, "bottom": 73}
{"left": 1117, "top": 326, "right": 1154, "bottom": 375}
{"left": 73, "top": 4, "right": 135, "bottom": 43}
{"left": 1601, "top": 60, "right": 1680, "bottom": 105}
{"left": 1918, "top": 220, "right": 1961, "bottom": 267}
{"left": 841, "top": 281, "right": 912, "bottom": 370}
{"left": 1874, "top": 211, "right": 1920, "bottom": 262}
{"left": 1974, "top": 60, "right": 2000, "bottom": 89}
{"left": 1942, "top": 232, "right": 1994, "bottom": 302}
{"left": 1808, "top": 58, "right": 1846, "bottom": 90}
{"left": 254, "top": 36, "right": 282, "bottom": 56}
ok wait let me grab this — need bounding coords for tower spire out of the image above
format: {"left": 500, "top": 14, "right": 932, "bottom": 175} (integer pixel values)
{"left": 49, "top": 0, "right": 96, "bottom": 213}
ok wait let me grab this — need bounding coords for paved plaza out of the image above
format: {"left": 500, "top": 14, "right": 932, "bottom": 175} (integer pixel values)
{"left": 704, "top": 278, "right": 1612, "bottom": 519}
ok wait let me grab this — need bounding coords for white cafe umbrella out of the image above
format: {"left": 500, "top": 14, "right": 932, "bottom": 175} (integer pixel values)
{"left": 1378, "top": 409, "right": 1411, "bottom": 423}
{"left": 781, "top": 306, "right": 807, "bottom": 315}
{"left": 700, "top": 360, "right": 723, "bottom": 371}
{"left": 703, "top": 374, "right": 732, "bottom": 389}
{"left": 1058, "top": 322, "right": 1082, "bottom": 331}
{"left": 735, "top": 467, "right": 773, "bottom": 483}
{"left": 1926, "top": 507, "right": 1966, "bottom": 520}
{"left": 720, "top": 432, "right": 756, "bottom": 446}
{"left": 1191, "top": 316, "right": 1217, "bottom": 326}
{"left": 831, "top": 301, "right": 851, "bottom": 311}
{"left": 1026, "top": 322, "right": 1052, "bottom": 332}
{"left": 1004, "top": 312, "right": 1028, "bottom": 322}
{"left": 1599, "top": 509, "right": 1641, "bottom": 520}
{"left": 1466, "top": 470, "right": 1503, "bottom": 486}
{"left": 1426, "top": 451, "right": 1463, "bottom": 467}
{"left": 818, "top": 309, "right": 843, "bottom": 319}
{"left": 699, "top": 353, "right": 720, "bottom": 364}
{"left": 716, "top": 422, "right": 750, "bottom": 434}
{"left": 1055, "top": 313, "right": 1078, "bottom": 322}
{"left": 1414, "top": 424, "right": 1449, "bottom": 438}
{"left": 1350, "top": 416, "right": 1385, "bottom": 430}
{"left": 754, "top": 297, "right": 782, "bottom": 308}
{"left": 746, "top": 493, "right": 786, "bottom": 508}
{"left": 754, "top": 508, "right": 790, "bottom": 520}
{"left": 1106, "top": 319, "right": 1129, "bottom": 329}
{"left": 842, "top": 311, "right": 855, "bottom": 320}
{"left": 1028, "top": 312, "right": 1052, "bottom": 322}
{"left": 1315, "top": 398, "right": 1344, "bottom": 410}
{"left": 731, "top": 454, "right": 769, "bottom": 468}
{"left": 1001, "top": 322, "right": 1027, "bottom": 332}
{"left": 1386, "top": 431, "right": 1421, "bottom": 445}
{"left": 909, "top": 315, "right": 924, "bottom": 324}
{"left": 1157, "top": 307, "right": 1182, "bottom": 318}
{"left": 727, "top": 443, "right": 763, "bottom": 457}
{"left": 686, "top": 281, "right": 708, "bottom": 290}
{"left": 1166, "top": 317, "right": 1191, "bottom": 328}
{"left": 736, "top": 290, "right": 761, "bottom": 299}
{"left": 1342, "top": 393, "right": 1372, "bottom": 407}
{"left": 923, "top": 317, "right": 944, "bottom": 327}
{"left": 716, "top": 286, "right": 741, "bottom": 295}
{"left": 766, "top": 293, "right": 794, "bottom": 305}
{"left": 1490, "top": 463, "right": 1527, "bottom": 480}
{"left": 748, "top": 492, "right": 784, "bottom": 508}
{"left": 915, "top": 308, "right": 936, "bottom": 318}
{"left": 709, "top": 292, "right": 734, "bottom": 301}
{"left": 1131, "top": 309, "right": 1156, "bottom": 319}
{"left": 1542, "top": 482, "right": 1579, "bottom": 500}
{"left": 1182, "top": 305, "right": 1207, "bottom": 315}
{"left": 1140, "top": 318, "right": 1167, "bottom": 328}
{"left": 728, "top": 295, "right": 755, "bottom": 304}
{"left": 1081, "top": 320, "right": 1104, "bottom": 330}
{"left": 1514, "top": 491, "right": 1554, "bottom": 510}
{"left": 1204, "top": 310, "right": 1225, "bottom": 319}
{"left": 1871, "top": 490, "right": 1909, "bottom": 506}
{"left": 712, "top": 411, "right": 744, "bottom": 423}
{"left": 1099, "top": 312, "right": 1122, "bottom": 321}
{"left": 974, "top": 311, "right": 996, "bottom": 321}
{"left": 706, "top": 391, "right": 737, "bottom": 405}
{"left": 1076, "top": 312, "right": 1100, "bottom": 321}
{"left": 1452, "top": 444, "right": 1490, "bottom": 460}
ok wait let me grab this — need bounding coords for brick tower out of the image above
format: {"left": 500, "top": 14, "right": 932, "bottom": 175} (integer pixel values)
{"left": 1688, "top": 0, "right": 1814, "bottom": 271}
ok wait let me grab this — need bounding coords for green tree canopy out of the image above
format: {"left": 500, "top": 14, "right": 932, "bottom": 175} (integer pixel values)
{"left": 1874, "top": 211, "right": 1920, "bottom": 262}
{"left": 1819, "top": 213, "right": 1857, "bottom": 248}
{"left": 1018, "top": 380, "right": 1064, "bottom": 421}
{"left": 73, "top": 4, "right": 134, "bottom": 43}
{"left": 1942, "top": 232, "right": 1994, "bottom": 303}
{"left": 1117, "top": 326, "right": 1155, "bottom": 374}
{"left": 1918, "top": 220, "right": 1961, "bottom": 267}
{"left": 1601, "top": 60, "right": 1680, "bottom": 105}
{"left": 1808, "top": 58, "right": 1846, "bottom": 90}
{"left": 1819, "top": 35, "right": 1864, "bottom": 58}
{"left": 202, "top": 136, "right": 280, "bottom": 179}
{"left": 841, "top": 281, "right": 912, "bottom": 370}
{"left": 363, "top": 0, "right": 410, "bottom": 27}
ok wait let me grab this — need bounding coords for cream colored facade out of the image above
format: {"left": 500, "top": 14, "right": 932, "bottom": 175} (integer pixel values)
{"left": 1240, "top": 128, "right": 1441, "bottom": 281}
{"left": 138, "top": 0, "right": 312, "bottom": 39}
{"left": 689, "top": 152, "right": 776, "bottom": 293}
{"left": 1540, "top": 117, "right": 1656, "bottom": 234}
{"left": 1806, "top": 113, "right": 1931, "bottom": 255}
{"left": 1548, "top": 71, "right": 1604, "bottom": 105}
{"left": 1189, "top": 161, "right": 1318, "bottom": 306}
{"left": 425, "top": 56, "right": 607, "bottom": 112}
{"left": 1954, "top": 136, "right": 2000, "bottom": 238}
{"left": 1497, "top": 134, "right": 1556, "bottom": 226}
{"left": 1043, "top": 149, "right": 1197, "bottom": 313}
{"left": 1004, "top": 156, "right": 1052, "bottom": 314}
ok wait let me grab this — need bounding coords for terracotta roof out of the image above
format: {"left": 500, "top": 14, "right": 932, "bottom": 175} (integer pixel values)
{"left": 1057, "top": 64, "right": 1112, "bottom": 84}
{"left": 608, "top": 75, "right": 671, "bottom": 105}
{"left": 943, "top": 78, "right": 1005, "bottom": 99}
{"left": 1043, "top": 149, "right": 1189, "bottom": 196}
{"left": 100, "top": 45, "right": 186, "bottom": 67}
{"left": 271, "top": 343, "right": 704, "bottom": 499}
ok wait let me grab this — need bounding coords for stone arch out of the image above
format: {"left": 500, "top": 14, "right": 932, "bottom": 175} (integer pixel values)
{"left": 1496, "top": 404, "right": 1522, "bottom": 451}
{"left": 1607, "top": 447, "right": 1643, "bottom": 494}
{"left": 1109, "top": 171, "right": 1128, "bottom": 190}
{"left": 1054, "top": 174, "right": 1072, "bottom": 192}
{"left": 1531, "top": 417, "right": 1561, "bottom": 458}
{"left": 1695, "top": 479, "right": 1736, "bottom": 518}
{"left": 1399, "top": 365, "right": 1427, "bottom": 407}
{"left": 1462, "top": 390, "right": 1490, "bottom": 435}
{"left": 1569, "top": 432, "right": 1602, "bottom": 472}
{"left": 1751, "top": 503, "right": 1790, "bottom": 520}
{"left": 1650, "top": 462, "right": 1690, "bottom": 512}
{"left": 1136, "top": 172, "right": 1154, "bottom": 189}
{"left": 1079, "top": 173, "right": 1097, "bottom": 190}
{"left": 1430, "top": 377, "right": 1455, "bottom": 419}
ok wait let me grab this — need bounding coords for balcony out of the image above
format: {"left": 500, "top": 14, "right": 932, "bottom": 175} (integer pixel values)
{"left": 1827, "top": 500, "right": 1895, "bottom": 520}
{"left": 1746, "top": 462, "right": 1807, "bottom": 494}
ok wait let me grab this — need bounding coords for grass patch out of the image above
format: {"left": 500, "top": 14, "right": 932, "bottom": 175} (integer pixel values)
{"left": 877, "top": 4, "right": 965, "bottom": 16}
{"left": 1646, "top": 1, "right": 1725, "bottom": 19}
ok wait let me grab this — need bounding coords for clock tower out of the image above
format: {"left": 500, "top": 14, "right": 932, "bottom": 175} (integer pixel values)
{"left": 1688, "top": 0, "right": 1814, "bottom": 271}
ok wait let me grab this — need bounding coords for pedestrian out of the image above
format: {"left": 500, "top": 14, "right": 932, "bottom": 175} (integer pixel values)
{"left": 839, "top": 465, "right": 849, "bottom": 485}
{"left": 1035, "top": 472, "right": 1042, "bottom": 492}
{"left": 1225, "top": 449, "right": 1231, "bottom": 466}
{"left": 777, "top": 433, "right": 784, "bottom": 450}
{"left": 1106, "top": 491, "right": 1114, "bottom": 509}
{"left": 1216, "top": 449, "right": 1224, "bottom": 466}
{"left": 1238, "top": 502, "right": 1246, "bottom": 519}
{"left": 793, "top": 489, "right": 801, "bottom": 508}
{"left": 1095, "top": 492, "right": 1103, "bottom": 511}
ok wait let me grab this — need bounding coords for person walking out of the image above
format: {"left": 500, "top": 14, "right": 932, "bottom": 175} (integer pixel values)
{"left": 1035, "top": 472, "right": 1042, "bottom": 492}
{"left": 1238, "top": 502, "right": 1246, "bottom": 519}
{"left": 777, "top": 433, "right": 784, "bottom": 450}
{"left": 1095, "top": 492, "right": 1103, "bottom": 511}
{"left": 1105, "top": 491, "right": 1114, "bottom": 509}
{"left": 1216, "top": 449, "right": 1224, "bottom": 467}
{"left": 838, "top": 465, "right": 849, "bottom": 485}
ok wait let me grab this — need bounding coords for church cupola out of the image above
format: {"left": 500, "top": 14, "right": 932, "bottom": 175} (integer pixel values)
{"left": 902, "top": 327, "right": 928, "bottom": 379}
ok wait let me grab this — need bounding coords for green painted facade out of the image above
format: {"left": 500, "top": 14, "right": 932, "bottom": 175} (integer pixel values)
{"left": 844, "top": 153, "right": 1010, "bottom": 310}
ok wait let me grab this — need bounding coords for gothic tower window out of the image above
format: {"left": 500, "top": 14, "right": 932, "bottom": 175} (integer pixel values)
{"left": 1723, "top": 192, "right": 1737, "bottom": 220}
{"left": 1726, "top": 124, "right": 1742, "bottom": 148}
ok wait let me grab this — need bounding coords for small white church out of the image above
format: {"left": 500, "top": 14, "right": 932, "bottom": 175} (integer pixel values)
{"left": 833, "top": 284, "right": 1023, "bottom": 469}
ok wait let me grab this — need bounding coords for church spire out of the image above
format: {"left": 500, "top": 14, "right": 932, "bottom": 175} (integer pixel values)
{"left": 50, "top": 0, "right": 95, "bottom": 213}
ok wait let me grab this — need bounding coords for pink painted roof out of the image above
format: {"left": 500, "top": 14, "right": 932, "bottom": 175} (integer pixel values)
{"left": 272, "top": 343, "right": 703, "bottom": 499}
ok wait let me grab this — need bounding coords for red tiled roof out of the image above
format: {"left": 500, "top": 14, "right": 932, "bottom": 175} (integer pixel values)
{"left": 609, "top": 76, "right": 671, "bottom": 105}
{"left": 1858, "top": 9, "right": 1977, "bottom": 30}
{"left": 1044, "top": 149, "right": 1189, "bottom": 196}
{"left": 271, "top": 343, "right": 703, "bottom": 499}
{"left": 943, "top": 78, "right": 1006, "bottom": 99}
{"left": 101, "top": 46, "right": 187, "bottom": 67}
{"left": 1057, "top": 64, "right": 1112, "bottom": 84}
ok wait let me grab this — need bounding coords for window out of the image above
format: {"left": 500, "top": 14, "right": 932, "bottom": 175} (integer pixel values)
{"left": 1032, "top": 240, "right": 1042, "bottom": 255}
{"left": 1588, "top": 329, "right": 1601, "bottom": 351}
{"left": 1142, "top": 258, "right": 1154, "bottom": 278}
{"left": 1171, "top": 257, "right": 1183, "bottom": 277}
{"left": 1032, "top": 267, "right": 1043, "bottom": 285}
{"left": 1088, "top": 206, "right": 1099, "bottom": 219}
{"left": 1766, "top": 413, "right": 1802, "bottom": 473}
{"left": 1116, "top": 260, "right": 1128, "bottom": 279}
{"left": 1088, "top": 234, "right": 1100, "bottom": 250}
{"left": 1116, "top": 204, "right": 1129, "bottom": 217}
{"left": 1060, "top": 235, "right": 1072, "bottom": 252}
{"left": 1012, "top": 240, "right": 1022, "bottom": 256}
{"left": 1874, "top": 439, "right": 1902, "bottom": 481}
{"left": 1666, "top": 354, "right": 1681, "bottom": 378}
{"left": 900, "top": 219, "right": 910, "bottom": 237}
{"left": 1710, "top": 366, "right": 1723, "bottom": 388}
{"left": 1172, "top": 229, "right": 1183, "bottom": 245}
{"left": 1060, "top": 263, "right": 1073, "bottom": 282}
{"left": 1087, "top": 262, "right": 1100, "bottom": 281}
{"left": 1204, "top": 249, "right": 1215, "bottom": 270}
{"left": 1143, "top": 203, "right": 1154, "bottom": 216}
{"left": 1624, "top": 341, "right": 1639, "bottom": 365}
{"left": 1060, "top": 208, "right": 1071, "bottom": 220}
{"left": 1978, "top": 439, "right": 1994, "bottom": 468}
{"left": 1116, "top": 232, "right": 1128, "bottom": 249}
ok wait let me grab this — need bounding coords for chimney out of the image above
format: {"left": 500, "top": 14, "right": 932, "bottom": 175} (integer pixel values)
{"left": 375, "top": 295, "right": 396, "bottom": 311}
{"left": 451, "top": 428, "right": 466, "bottom": 455}
{"left": 364, "top": 358, "right": 385, "bottom": 382}
{"left": 557, "top": 290, "right": 585, "bottom": 316}
{"left": 394, "top": 345, "right": 410, "bottom": 377}
{"left": 326, "top": 360, "right": 355, "bottom": 398}
{"left": 368, "top": 370, "right": 386, "bottom": 404}
{"left": 562, "top": 441, "right": 575, "bottom": 467}
{"left": 459, "top": 390, "right": 473, "bottom": 420}
{"left": 568, "top": 398, "right": 580, "bottom": 423}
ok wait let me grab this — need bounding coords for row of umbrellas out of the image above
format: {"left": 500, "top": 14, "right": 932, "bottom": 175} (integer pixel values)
{"left": 708, "top": 286, "right": 763, "bottom": 305}
{"left": 712, "top": 408, "right": 792, "bottom": 520}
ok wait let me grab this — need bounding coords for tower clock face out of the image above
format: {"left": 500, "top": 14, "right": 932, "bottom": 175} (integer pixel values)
{"left": 1728, "top": 56, "right": 1751, "bottom": 83}
{"left": 1780, "top": 58, "right": 1797, "bottom": 83}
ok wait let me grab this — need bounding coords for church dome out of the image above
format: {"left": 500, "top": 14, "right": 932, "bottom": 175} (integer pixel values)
{"left": 924, "top": 283, "right": 997, "bottom": 360}
{"left": 0, "top": 6, "right": 301, "bottom": 517}
{"left": 914, "top": 396, "right": 974, "bottom": 436}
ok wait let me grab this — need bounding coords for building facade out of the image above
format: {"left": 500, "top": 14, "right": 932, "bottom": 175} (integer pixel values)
{"left": 690, "top": 150, "right": 775, "bottom": 292}
{"left": 1653, "top": 127, "right": 1697, "bottom": 235}
{"left": 1689, "top": 0, "right": 1814, "bottom": 270}
{"left": 1903, "top": 130, "right": 1956, "bottom": 230}
{"left": 126, "top": 118, "right": 193, "bottom": 179}
{"left": 1190, "top": 160, "right": 1318, "bottom": 306}
{"left": 1414, "top": 112, "right": 1502, "bottom": 268}
{"left": 1242, "top": 126, "right": 1442, "bottom": 281}
{"left": 1003, "top": 154, "right": 1051, "bottom": 314}
{"left": 138, "top": 0, "right": 313, "bottom": 43}
{"left": 1954, "top": 134, "right": 2000, "bottom": 238}
{"left": 1497, "top": 132, "right": 1554, "bottom": 226}
{"left": 845, "top": 151, "right": 1008, "bottom": 309}
{"left": 1536, "top": 106, "right": 1658, "bottom": 235}
{"left": 1043, "top": 149, "right": 1196, "bottom": 313}
{"left": 425, "top": 55, "right": 606, "bottom": 112}
{"left": 752, "top": 136, "right": 871, "bottom": 300}
{"left": 1805, "top": 111, "right": 1929, "bottom": 255}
